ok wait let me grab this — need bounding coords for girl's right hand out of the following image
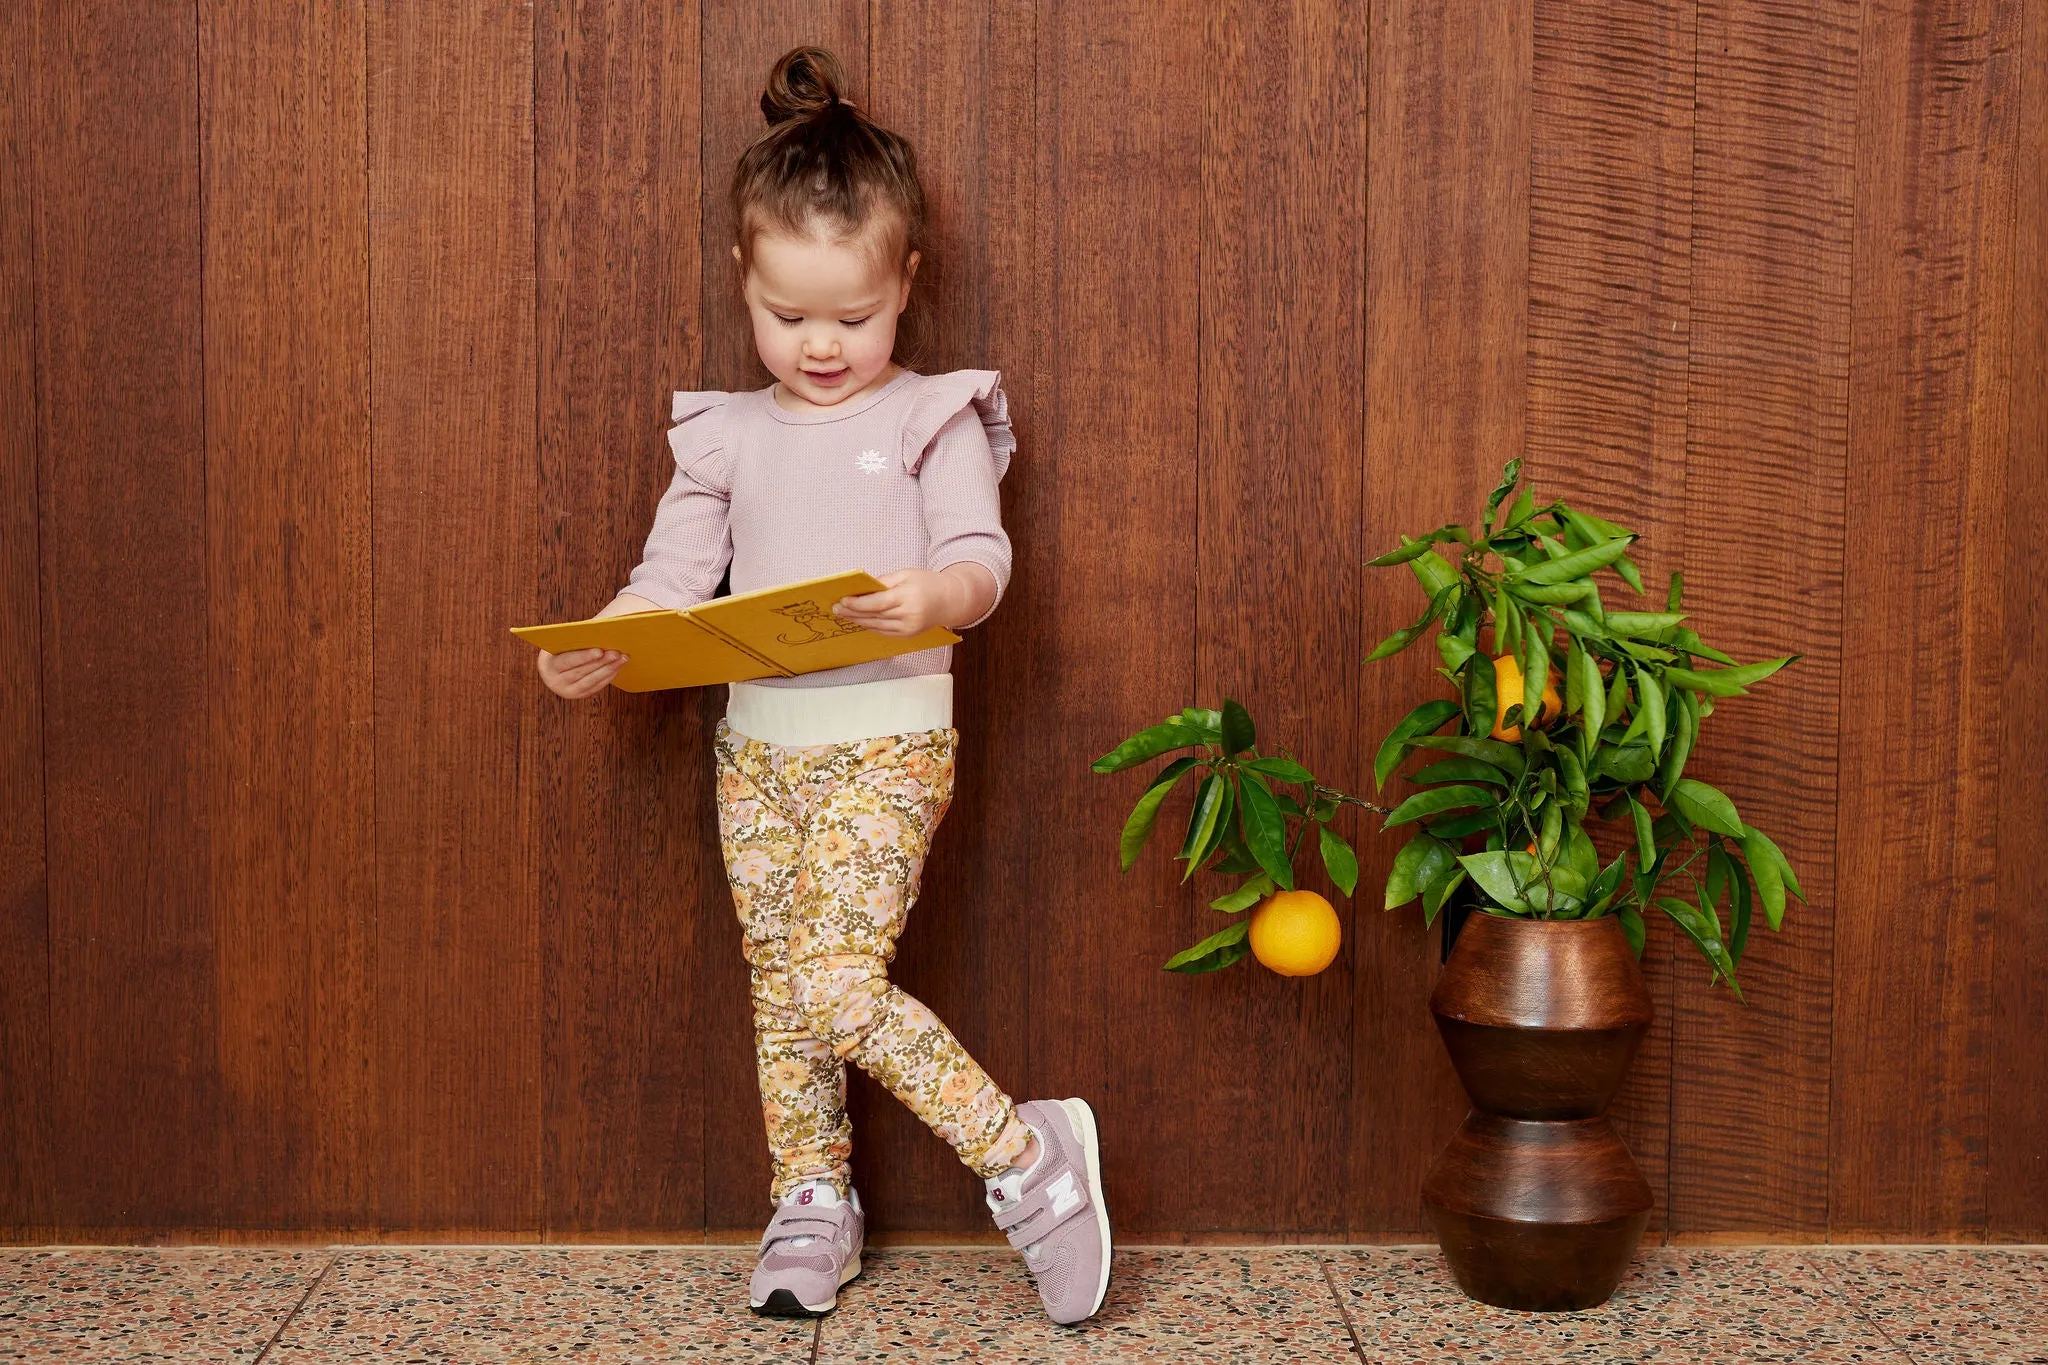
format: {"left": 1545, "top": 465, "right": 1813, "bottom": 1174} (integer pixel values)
{"left": 537, "top": 647, "right": 627, "bottom": 699}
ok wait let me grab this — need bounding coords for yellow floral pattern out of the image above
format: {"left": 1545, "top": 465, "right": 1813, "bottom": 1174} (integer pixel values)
{"left": 715, "top": 720, "right": 1033, "bottom": 1201}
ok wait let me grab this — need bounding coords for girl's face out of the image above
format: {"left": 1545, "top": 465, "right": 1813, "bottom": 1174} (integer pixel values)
{"left": 738, "top": 225, "right": 918, "bottom": 409}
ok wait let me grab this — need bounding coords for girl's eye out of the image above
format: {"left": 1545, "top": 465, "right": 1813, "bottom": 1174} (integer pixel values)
{"left": 773, "top": 313, "right": 802, "bottom": 326}
{"left": 839, "top": 315, "right": 872, "bottom": 328}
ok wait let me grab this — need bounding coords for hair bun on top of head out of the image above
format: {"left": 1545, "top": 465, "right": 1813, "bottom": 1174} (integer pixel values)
{"left": 759, "top": 46, "right": 857, "bottom": 126}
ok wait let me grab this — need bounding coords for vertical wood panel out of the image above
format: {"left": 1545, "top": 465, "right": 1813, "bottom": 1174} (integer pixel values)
{"left": 1352, "top": 0, "right": 1531, "bottom": 1235}
{"left": 1834, "top": 0, "right": 2019, "bottom": 1239}
{"left": 1192, "top": 0, "right": 1365, "bottom": 1234}
{"left": 865, "top": 0, "right": 1038, "bottom": 1234}
{"left": 368, "top": 0, "right": 542, "bottom": 1234}
{"left": 1672, "top": 0, "right": 1857, "bottom": 1238}
{"left": 1525, "top": 0, "right": 1696, "bottom": 1235}
{"left": 200, "top": 0, "right": 375, "bottom": 1233}
{"left": 1990, "top": 0, "right": 2047, "bottom": 1243}
{"left": 0, "top": 0, "right": 52, "bottom": 1239}
{"left": 534, "top": 0, "right": 709, "bottom": 1238}
{"left": 1028, "top": 0, "right": 1203, "bottom": 1239}
{"left": 695, "top": 2, "right": 868, "bottom": 1231}
{"left": 34, "top": 0, "right": 220, "bottom": 1236}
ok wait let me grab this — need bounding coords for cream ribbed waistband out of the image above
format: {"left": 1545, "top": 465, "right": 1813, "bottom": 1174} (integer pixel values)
{"left": 725, "top": 674, "right": 954, "bottom": 747}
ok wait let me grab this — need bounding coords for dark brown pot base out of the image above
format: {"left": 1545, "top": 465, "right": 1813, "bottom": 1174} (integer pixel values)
{"left": 1426, "top": 914, "right": 1656, "bottom": 1312}
{"left": 1422, "top": 1113, "right": 1653, "bottom": 1311}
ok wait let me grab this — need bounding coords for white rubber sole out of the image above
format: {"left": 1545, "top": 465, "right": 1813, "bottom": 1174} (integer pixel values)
{"left": 1059, "top": 1096, "right": 1113, "bottom": 1320}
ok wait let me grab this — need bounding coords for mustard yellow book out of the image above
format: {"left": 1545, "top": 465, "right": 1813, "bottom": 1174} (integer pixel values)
{"left": 510, "top": 571, "right": 961, "bottom": 693}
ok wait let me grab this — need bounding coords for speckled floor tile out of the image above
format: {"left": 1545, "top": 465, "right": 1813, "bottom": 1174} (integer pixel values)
{"left": 1327, "top": 1246, "right": 1911, "bottom": 1365}
{"left": 1812, "top": 1248, "right": 2048, "bottom": 1365}
{"left": 262, "top": 1249, "right": 814, "bottom": 1364}
{"left": 0, "top": 1248, "right": 327, "bottom": 1362}
{"left": 812, "top": 1247, "right": 1355, "bottom": 1363}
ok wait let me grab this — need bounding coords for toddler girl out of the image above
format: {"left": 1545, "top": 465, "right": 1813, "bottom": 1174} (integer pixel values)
{"left": 536, "top": 46, "right": 1111, "bottom": 1326}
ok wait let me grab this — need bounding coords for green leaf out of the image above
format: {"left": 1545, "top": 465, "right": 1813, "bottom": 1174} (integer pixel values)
{"left": 1460, "top": 850, "right": 1588, "bottom": 915}
{"left": 1462, "top": 647, "right": 1498, "bottom": 738}
{"left": 1178, "top": 772, "right": 1232, "bottom": 879}
{"left": 1637, "top": 663, "right": 1667, "bottom": 758}
{"left": 1656, "top": 688, "right": 1695, "bottom": 796}
{"left": 1666, "top": 571, "right": 1684, "bottom": 612}
{"left": 1657, "top": 896, "right": 1741, "bottom": 996}
{"left": 1210, "top": 874, "right": 1275, "bottom": 914}
{"left": 1383, "top": 831, "right": 1454, "bottom": 908}
{"left": 1219, "top": 698, "right": 1256, "bottom": 755}
{"left": 1556, "top": 744, "right": 1590, "bottom": 814}
{"left": 1118, "top": 756, "right": 1200, "bottom": 870}
{"left": 1384, "top": 784, "right": 1498, "bottom": 828}
{"left": 1413, "top": 757, "right": 1512, "bottom": 787}
{"left": 1094, "top": 720, "right": 1209, "bottom": 774}
{"left": 1438, "top": 632, "right": 1476, "bottom": 671}
{"left": 1508, "top": 580, "right": 1592, "bottom": 605}
{"left": 1618, "top": 904, "right": 1647, "bottom": 956}
{"left": 1605, "top": 611, "right": 1686, "bottom": 638}
{"left": 1671, "top": 629, "right": 1737, "bottom": 666}
{"left": 1664, "top": 655, "right": 1798, "bottom": 696}
{"left": 1425, "top": 808, "right": 1500, "bottom": 839}
{"left": 1728, "top": 857, "right": 1754, "bottom": 963}
{"left": 1523, "top": 620, "right": 1551, "bottom": 731}
{"left": 1411, "top": 734, "right": 1527, "bottom": 776}
{"left": 1366, "top": 533, "right": 1456, "bottom": 567}
{"left": 1485, "top": 459, "right": 1524, "bottom": 524}
{"left": 1237, "top": 772, "right": 1293, "bottom": 890}
{"left": 1627, "top": 791, "right": 1656, "bottom": 869}
{"left": 1596, "top": 743, "right": 1657, "bottom": 785}
{"left": 1511, "top": 535, "right": 1638, "bottom": 586}
{"left": 1588, "top": 851, "right": 1629, "bottom": 914}
{"left": 1669, "top": 778, "right": 1745, "bottom": 838}
{"left": 1245, "top": 755, "right": 1314, "bottom": 784}
{"left": 1750, "top": 825, "right": 1805, "bottom": 902}
{"left": 1411, "top": 548, "right": 1459, "bottom": 599}
{"left": 1366, "top": 620, "right": 1429, "bottom": 662}
{"left": 1503, "top": 486, "right": 1537, "bottom": 529}
{"left": 1740, "top": 824, "right": 1802, "bottom": 926}
{"left": 1373, "top": 700, "right": 1460, "bottom": 790}
{"left": 1613, "top": 554, "right": 1646, "bottom": 595}
{"left": 1320, "top": 824, "right": 1361, "bottom": 897}
{"left": 1421, "top": 867, "right": 1466, "bottom": 928}
{"left": 1604, "top": 664, "right": 1630, "bottom": 732}
{"left": 1563, "top": 639, "right": 1585, "bottom": 715}
{"left": 1577, "top": 647, "right": 1606, "bottom": 745}
{"left": 1164, "top": 919, "right": 1252, "bottom": 974}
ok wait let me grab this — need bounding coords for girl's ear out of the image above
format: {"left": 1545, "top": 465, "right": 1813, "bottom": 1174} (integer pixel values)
{"left": 898, "top": 250, "right": 921, "bottom": 311}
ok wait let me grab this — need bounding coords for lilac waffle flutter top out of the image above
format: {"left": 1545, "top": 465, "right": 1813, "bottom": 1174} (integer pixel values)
{"left": 623, "top": 368, "right": 1015, "bottom": 689}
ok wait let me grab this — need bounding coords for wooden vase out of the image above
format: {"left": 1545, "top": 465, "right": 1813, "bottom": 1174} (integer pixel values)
{"left": 1423, "top": 912, "right": 1655, "bottom": 1312}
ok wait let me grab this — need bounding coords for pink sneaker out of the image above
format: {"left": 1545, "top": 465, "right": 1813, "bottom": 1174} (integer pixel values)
{"left": 984, "top": 1098, "right": 1113, "bottom": 1324}
{"left": 750, "top": 1182, "right": 864, "bottom": 1317}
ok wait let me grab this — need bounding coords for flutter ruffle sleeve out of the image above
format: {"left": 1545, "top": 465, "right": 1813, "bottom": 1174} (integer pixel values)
{"left": 897, "top": 369, "right": 1015, "bottom": 479}
{"left": 621, "top": 391, "right": 736, "bottom": 611}
{"left": 903, "top": 371, "right": 1014, "bottom": 628}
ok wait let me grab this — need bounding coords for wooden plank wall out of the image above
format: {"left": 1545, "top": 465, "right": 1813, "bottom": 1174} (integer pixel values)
{"left": 0, "top": 0, "right": 2039, "bottom": 1243}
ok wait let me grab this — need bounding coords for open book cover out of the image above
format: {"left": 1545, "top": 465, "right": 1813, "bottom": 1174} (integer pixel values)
{"left": 510, "top": 570, "right": 961, "bottom": 692}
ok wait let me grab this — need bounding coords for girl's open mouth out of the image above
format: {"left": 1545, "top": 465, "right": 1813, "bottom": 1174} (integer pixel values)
{"left": 805, "top": 368, "right": 849, "bottom": 387}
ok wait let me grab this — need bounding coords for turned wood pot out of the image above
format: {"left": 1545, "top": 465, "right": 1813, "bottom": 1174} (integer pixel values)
{"left": 1423, "top": 912, "right": 1655, "bottom": 1312}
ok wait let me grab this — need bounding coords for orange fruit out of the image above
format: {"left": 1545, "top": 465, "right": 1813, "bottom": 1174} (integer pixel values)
{"left": 1491, "top": 654, "right": 1561, "bottom": 741}
{"left": 1248, "top": 890, "right": 1342, "bottom": 976}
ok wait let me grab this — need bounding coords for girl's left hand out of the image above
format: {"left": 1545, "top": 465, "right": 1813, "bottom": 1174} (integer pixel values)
{"left": 835, "top": 566, "right": 991, "bottom": 636}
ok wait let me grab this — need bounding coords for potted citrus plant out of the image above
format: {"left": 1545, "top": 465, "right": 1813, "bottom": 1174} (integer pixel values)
{"left": 1367, "top": 458, "right": 1803, "bottom": 1311}
{"left": 1092, "top": 700, "right": 1371, "bottom": 977}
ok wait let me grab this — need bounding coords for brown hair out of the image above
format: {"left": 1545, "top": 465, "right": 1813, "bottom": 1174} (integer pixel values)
{"left": 731, "top": 46, "right": 927, "bottom": 275}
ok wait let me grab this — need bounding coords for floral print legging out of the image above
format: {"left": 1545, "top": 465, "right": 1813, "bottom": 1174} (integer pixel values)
{"left": 715, "top": 720, "right": 1033, "bottom": 1202}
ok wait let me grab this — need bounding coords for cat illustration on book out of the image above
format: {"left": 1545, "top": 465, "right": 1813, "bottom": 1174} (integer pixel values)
{"left": 774, "top": 598, "right": 869, "bottom": 646}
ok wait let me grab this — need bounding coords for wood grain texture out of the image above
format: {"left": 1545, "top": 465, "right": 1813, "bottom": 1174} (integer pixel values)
{"left": 368, "top": 0, "right": 542, "bottom": 1234}
{"left": 1192, "top": 0, "right": 1365, "bottom": 1234}
{"left": 1833, "top": 0, "right": 2019, "bottom": 1239}
{"left": 199, "top": 0, "right": 376, "bottom": 1234}
{"left": 1670, "top": 0, "right": 1858, "bottom": 1238}
{"left": 0, "top": 0, "right": 52, "bottom": 1239}
{"left": 862, "top": 0, "right": 1038, "bottom": 1234}
{"left": 1352, "top": 0, "right": 1532, "bottom": 1236}
{"left": 690, "top": 2, "right": 871, "bottom": 1235}
{"left": 33, "top": 0, "right": 221, "bottom": 1236}
{"left": 1990, "top": 0, "right": 2047, "bottom": 1244}
{"left": 1525, "top": 0, "right": 1696, "bottom": 1236}
{"left": 533, "top": 0, "right": 711, "bottom": 1239}
{"left": 1026, "top": 0, "right": 1203, "bottom": 1239}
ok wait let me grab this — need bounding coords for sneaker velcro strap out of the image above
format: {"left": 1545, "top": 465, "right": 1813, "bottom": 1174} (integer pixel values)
{"left": 991, "top": 1177, "right": 1089, "bottom": 1249}
{"left": 760, "top": 1209, "right": 843, "bottom": 1252}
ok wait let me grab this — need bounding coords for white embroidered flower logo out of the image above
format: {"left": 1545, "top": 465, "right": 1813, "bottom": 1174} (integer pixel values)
{"left": 856, "top": 448, "right": 888, "bottom": 475}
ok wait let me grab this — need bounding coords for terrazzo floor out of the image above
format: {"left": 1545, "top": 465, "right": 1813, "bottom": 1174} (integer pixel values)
{"left": 1, "top": 1244, "right": 2041, "bottom": 1363}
